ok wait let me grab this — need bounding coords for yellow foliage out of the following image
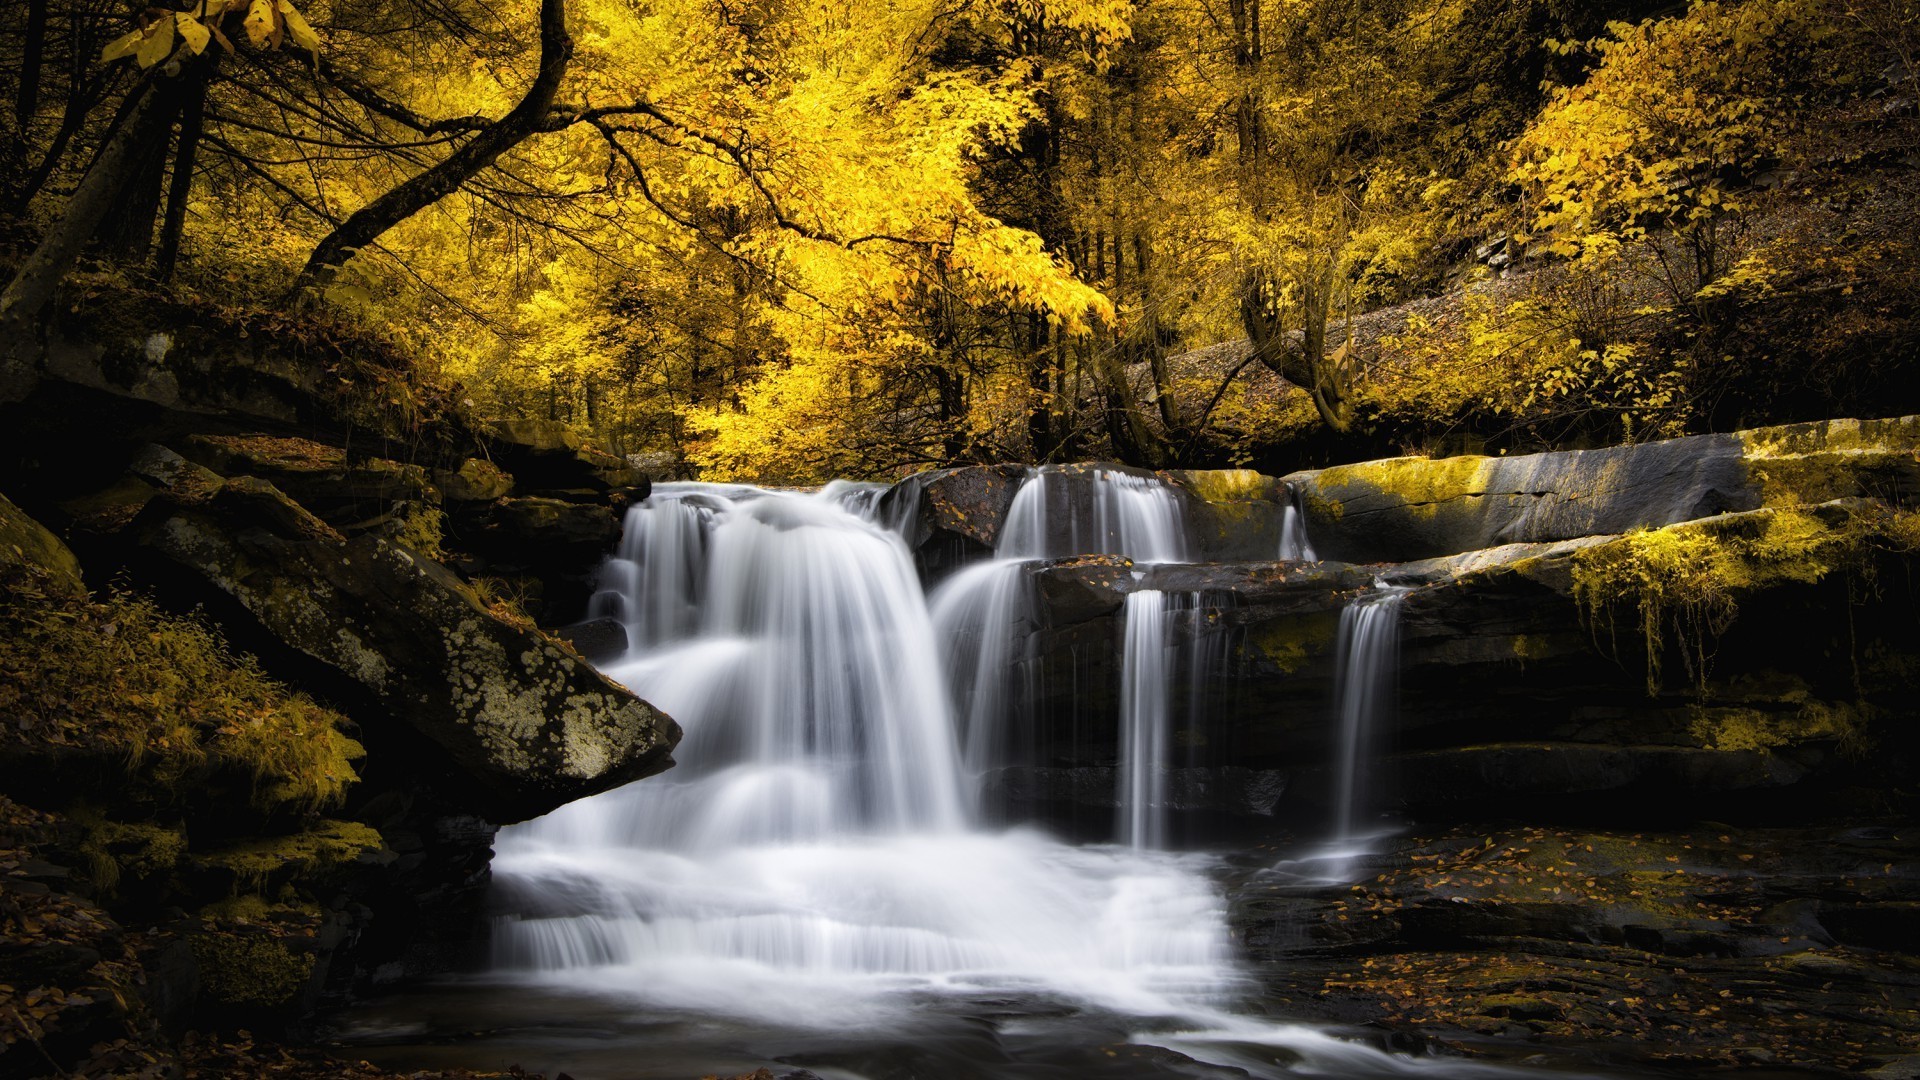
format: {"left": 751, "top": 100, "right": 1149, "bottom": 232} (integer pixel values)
{"left": 0, "top": 572, "right": 363, "bottom": 811}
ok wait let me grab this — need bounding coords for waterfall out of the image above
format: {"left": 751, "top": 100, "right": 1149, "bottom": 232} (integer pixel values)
{"left": 1330, "top": 587, "right": 1408, "bottom": 844}
{"left": 490, "top": 482, "right": 1236, "bottom": 1026}
{"left": 1117, "top": 590, "right": 1171, "bottom": 849}
{"left": 931, "top": 465, "right": 1194, "bottom": 796}
{"left": 1279, "top": 483, "right": 1317, "bottom": 562}
{"left": 998, "top": 466, "right": 1189, "bottom": 562}
{"left": 452, "top": 477, "right": 1589, "bottom": 1080}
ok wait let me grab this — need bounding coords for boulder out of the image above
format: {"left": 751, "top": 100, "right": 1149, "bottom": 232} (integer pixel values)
{"left": 176, "top": 433, "right": 440, "bottom": 533}
{"left": 551, "top": 617, "right": 629, "bottom": 663}
{"left": 432, "top": 457, "right": 515, "bottom": 504}
{"left": 129, "top": 475, "right": 678, "bottom": 822}
{"left": 1165, "top": 468, "right": 1292, "bottom": 560}
{"left": 1, "top": 489, "right": 85, "bottom": 595}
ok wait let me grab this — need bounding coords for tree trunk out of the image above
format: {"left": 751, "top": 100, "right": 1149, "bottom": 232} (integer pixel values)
{"left": 155, "top": 65, "right": 210, "bottom": 284}
{"left": 1026, "top": 312, "right": 1054, "bottom": 461}
{"left": 0, "top": 78, "right": 173, "bottom": 393}
{"left": 288, "top": 0, "right": 574, "bottom": 297}
{"left": 1240, "top": 258, "right": 1354, "bottom": 434}
{"left": 13, "top": 0, "right": 49, "bottom": 143}
{"left": 95, "top": 76, "right": 181, "bottom": 264}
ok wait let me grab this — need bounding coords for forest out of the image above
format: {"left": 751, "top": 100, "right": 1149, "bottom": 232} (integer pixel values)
{"left": 5, "top": 1, "right": 1920, "bottom": 1078}
{"left": 4, "top": 0, "right": 1915, "bottom": 482}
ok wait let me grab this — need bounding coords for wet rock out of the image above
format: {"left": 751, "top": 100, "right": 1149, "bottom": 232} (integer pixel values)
{"left": 129, "top": 474, "right": 678, "bottom": 823}
{"left": 1165, "top": 468, "right": 1291, "bottom": 560}
{"left": 985, "top": 765, "right": 1289, "bottom": 818}
{"left": 551, "top": 617, "right": 628, "bottom": 663}
{"left": 1393, "top": 743, "right": 1808, "bottom": 804}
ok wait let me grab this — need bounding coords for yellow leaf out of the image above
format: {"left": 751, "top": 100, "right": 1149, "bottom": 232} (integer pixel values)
{"left": 134, "top": 16, "right": 175, "bottom": 67}
{"left": 243, "top": 0, "right": 277, "bottom": 47}
{"left": 276, "top": 0, "right": 320, "bottom": 55}
{"left": 175, "top": 13, "right": 211, "bottom": 55}
{"left": 99, "top": 27, "right": 144, "bottom": 63}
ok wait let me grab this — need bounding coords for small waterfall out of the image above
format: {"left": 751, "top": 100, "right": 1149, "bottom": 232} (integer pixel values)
{"left": 1117, "top": 591, "right": 1171, "bottom": 849}
{"left": 1279, "top": 483, "right": 1317, "bottom": 562}
{"left": 932, "top": 465, "right": 1194, "bottom": 799}
{"left": 999, "top": 466, "right": 1188, "bottom": 563}
{"left": 927, "top": 559, "right": 1037, "bottom": 779}
{"left": 1330, "top": 587, "right": 1409, "bottom": 844}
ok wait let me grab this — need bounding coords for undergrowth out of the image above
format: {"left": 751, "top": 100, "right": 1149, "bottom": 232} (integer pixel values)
{"left": 0, "top": 568, "right": 363, "bottom": 811}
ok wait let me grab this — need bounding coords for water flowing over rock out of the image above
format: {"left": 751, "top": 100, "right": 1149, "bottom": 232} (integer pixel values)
{"left": 330, "top": 416, "right": 1920, "bottom": 1075}
{"left": 1329, "top": 588, "right": 1406, "bottom": 843}
{"left": 1118, "top": 590, "right": 1172, "bottom": 849}
{"left": 489, "top": 482, "right": 1251, "bottom": 1028}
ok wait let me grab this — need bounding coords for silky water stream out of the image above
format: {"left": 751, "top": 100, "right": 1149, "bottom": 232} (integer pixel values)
{"left": 331, "top": 474, "right": 1615, "bottom": 1080}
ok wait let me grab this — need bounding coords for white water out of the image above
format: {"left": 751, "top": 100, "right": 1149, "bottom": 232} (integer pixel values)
{"left": 1331, "top": 587, "right": 1409, "bottom": 844}
{"left": 1117, "top": 590, "right": 1172, "bottom": 849}
{"left": 486, "top": 479, "right": 1576, "bottom": 1080}
{"left": 494, "top": 482, "right": 1238, "bottom": 1028}
{"left": 1279, "top": 482, "right": 1318, "bottom": 562}
{"left": 997, "top": 465, "right": 1188, "bottom": 562}
{"left": 930, "top": 465, "right": 1191, "bottom": 788}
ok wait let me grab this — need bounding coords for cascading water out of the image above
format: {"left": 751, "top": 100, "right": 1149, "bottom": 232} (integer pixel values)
{"left": 931, "top": 466, "right": 1191, "bottom": 792}
{"left": 353, "top": 477, "right": 1607, "bottom": 1080}
{"left": 1330, "top": 587, "right": 1409, "bottom": 845}
{"left": 1278, "top": 482, "right": 1318, "bottom": 562}
{"left": 491, "top": 482, "right": 1237, "bottom": 1029}
{"left": 1117, "top": 591, "right": 1172, "bottom": 849}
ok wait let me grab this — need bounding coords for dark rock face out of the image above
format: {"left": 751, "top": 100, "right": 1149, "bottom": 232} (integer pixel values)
{"left": 551, "top": 616, "right": 629, "bottom": 663}
{"left": 487, "top": 418, "right": 644, "bottom": 493}
{"left": 130, "top": 475, "right": 676, "bottom": 823}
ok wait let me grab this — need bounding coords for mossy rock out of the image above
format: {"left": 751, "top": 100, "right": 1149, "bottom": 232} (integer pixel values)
{"left": 189, "top": 930, "right": 315, "bottom": 1010}
{"left": 0, "top": 489, "right": 85, "bottom": 595}
{"left": 1168, "top": 468, "right": 1290, "bottom": 560}
{"left": 193, "top": 820, "right": 386, "bottom": 893}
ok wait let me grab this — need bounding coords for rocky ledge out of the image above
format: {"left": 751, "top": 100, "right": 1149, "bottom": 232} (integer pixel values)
{"left": 0, "top": 313, "right": 675, "bottom": 1078}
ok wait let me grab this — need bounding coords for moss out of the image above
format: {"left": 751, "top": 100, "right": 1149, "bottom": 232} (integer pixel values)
{"left": 388, "top": 503, "right": 447, "bottom": 560}
{"left": 75, "top": 813, "right": 189, "bottom": 892}
{"left": 190, "top": 933, "right": 314, "bottom": 1008}
{"left": 1251, "top": 612, "right": 1340, "bottom": 674}
{"left": 1314, "top": 455, "right": 1494, "bottom": 519}
{"left": 1687, "top": 701, "right": 1864, "bottom": 752}
{"left": 1569, "top": 504, "right": 1916, "bottom": 696}
{"left": 0, "top": 579, "right": 364, "bottom": 810}
{"left": 1508, "top": 633, "right": 1555, "bottom": 662}
{"left": 198, "top": 820, "right": 385, "bottom": 891}
{"left": 200, "top": 894, "right": 326, "bottom": 924}
{"left": 0, "top": 492, "right": 86, "bottom": 596}
{"left": 1175, "top": 469, "right": 1275, "bottom": 523}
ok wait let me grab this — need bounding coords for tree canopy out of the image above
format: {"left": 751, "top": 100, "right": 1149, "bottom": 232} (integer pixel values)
{"left": 2, "top": 0, "right": 1915, "bottom": 479}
